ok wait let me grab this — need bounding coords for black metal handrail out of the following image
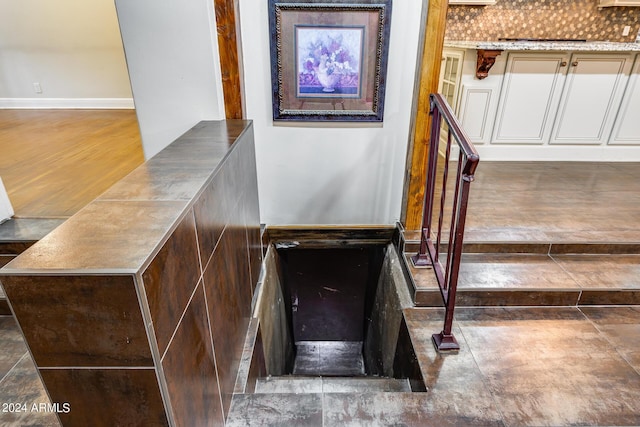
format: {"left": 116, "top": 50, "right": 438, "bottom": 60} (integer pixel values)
{"left": 412, "top": 93, "right": 479, "bottom": 352}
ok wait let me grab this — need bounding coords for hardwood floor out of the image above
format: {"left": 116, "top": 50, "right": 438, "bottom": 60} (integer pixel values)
{"left": 0, "top": 110, "right": 144, "bottom": 218}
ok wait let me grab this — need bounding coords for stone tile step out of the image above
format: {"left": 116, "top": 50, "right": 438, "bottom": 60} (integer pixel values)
{"left": 227, "top": 392, "right": 502, "bottom": 426}
{"left": 293, "top": 341, "right": 365, "bottom": 376}
{"left": 404, "top": 253, "right": 640, "bottom": 307}
{"left": 255, "top": 376, "right": 411, "bottom": 394}
{"left": 402, "top": 239, "right": 640, "bottom": 256}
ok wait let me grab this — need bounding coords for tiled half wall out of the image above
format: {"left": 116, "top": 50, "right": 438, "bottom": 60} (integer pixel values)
{"left": 0, "top": 120, "right": 262, "bottom": 426}
{"left": 446, "top": 0, "right": 640, "bottom": 43}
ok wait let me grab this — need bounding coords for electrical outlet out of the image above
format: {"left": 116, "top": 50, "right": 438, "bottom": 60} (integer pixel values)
{"left": 622, "top": 26, "right": 630, "bottom": 37}
{"left": 33, "top": 82, "right": 42, "bottom": 94}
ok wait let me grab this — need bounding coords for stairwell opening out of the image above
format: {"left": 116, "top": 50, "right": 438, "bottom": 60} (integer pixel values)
{"left": 279, "top": 246, "right": 385, "bottom": 377}
{"left": 240, "top": 230, "right": 427, "bottom": 394}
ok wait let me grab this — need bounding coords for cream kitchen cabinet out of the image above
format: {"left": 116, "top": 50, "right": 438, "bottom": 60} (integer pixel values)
{"left": 549, "top": 53, "right": 633, "bottom": 145}
{"left": 491, "top": 53, "right": 569, "bottom": 145}
{"left": 609, "top": 54, "right": 640, "bottom": 145}
{"left": 440, "top": 43, "right": 640, "bottom": 160}
{"left": 449, "top": 48, "right": 506, "bottom": 145}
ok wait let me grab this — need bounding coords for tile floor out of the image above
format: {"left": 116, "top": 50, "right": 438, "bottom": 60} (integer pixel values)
{"left": 428, "top": 161, "right": 640, "bottom": 243}
{"left": 2, "top": 162, "right": 640, "bottom": 425}
{"left": 407, "top": 306, "right": 640, "bottom": 427}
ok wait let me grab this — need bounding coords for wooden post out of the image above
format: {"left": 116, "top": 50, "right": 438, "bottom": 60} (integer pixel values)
{"left": 401, "top": 0, "right": 449, "bottom": 231}
{"left": 214, "top": 0, "right": 245, "bottom": 119}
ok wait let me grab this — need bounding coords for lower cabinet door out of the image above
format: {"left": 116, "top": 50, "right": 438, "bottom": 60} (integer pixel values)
{"left": 549, "top": 53, "right": 633, "bottom": 145}
{"left": 491, "top": 53, "right": 569, "bottom": 145}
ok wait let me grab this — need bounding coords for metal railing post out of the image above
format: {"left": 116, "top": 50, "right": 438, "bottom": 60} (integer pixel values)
{"left": 412, "top": 93, "right": 479, "bottom": 352}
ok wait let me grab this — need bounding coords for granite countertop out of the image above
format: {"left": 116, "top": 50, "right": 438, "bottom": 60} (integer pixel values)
{"left": 445, "top": 40, "right": 640, "bottom": 52}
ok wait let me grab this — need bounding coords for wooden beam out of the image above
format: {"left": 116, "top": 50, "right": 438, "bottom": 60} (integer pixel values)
{"left": 214, "top": 0, "right": 244, "bottom": 119}
{"left": 401, "top": 0, "right": 449, "bottom": 230}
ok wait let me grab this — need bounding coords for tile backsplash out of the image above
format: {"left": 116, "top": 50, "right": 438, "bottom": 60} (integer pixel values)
{"left": 445, "top": 0, "right": 640, "bottom": 42}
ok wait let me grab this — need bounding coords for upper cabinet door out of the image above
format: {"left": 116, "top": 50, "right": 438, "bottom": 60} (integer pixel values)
{"left": 599, "top": 0, "right": 640, "bottom": 6}
{"left": 549, "top": 54, "right": 633, "bottom": 145}
{"left": 491, "top": 53, "right": 569, "bottom": 145}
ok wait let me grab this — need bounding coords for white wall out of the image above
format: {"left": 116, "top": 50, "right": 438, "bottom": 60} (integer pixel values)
{"left": 115, "top": 0, "right": 225, "bottom": 159}
{"left": 239, "top": 1, "right": 422, "bottom": 225}
{"left": 0, "top": 0, "right": 132, "bottom": 108}
{"left": 0, "top": 178, "right": 14, "bottom": 222}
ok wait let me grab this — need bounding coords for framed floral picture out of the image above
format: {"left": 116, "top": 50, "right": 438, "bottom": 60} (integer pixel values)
{"left": 268, "top": 0, "right": 393, "bottom": 122}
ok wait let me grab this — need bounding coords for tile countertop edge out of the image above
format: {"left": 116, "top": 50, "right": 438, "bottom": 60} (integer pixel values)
{"left": 0, "top": 119, "right": 253, "bottom": 275}
{"left": 444, "top": 40, "right": 640, "bottom": 52}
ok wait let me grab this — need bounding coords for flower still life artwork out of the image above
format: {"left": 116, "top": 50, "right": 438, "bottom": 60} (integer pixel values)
{"left": 268, "top": 0, "right": 392, "bottom": 122}
{"left": 296, "top": 27, "right": 363, "bottom": 97}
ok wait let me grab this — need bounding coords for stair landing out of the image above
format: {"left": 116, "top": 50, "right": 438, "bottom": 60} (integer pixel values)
{"left": 403, "top": 161, "right": 640, "bottom": 307}
{"left": 404, "top": 247, "right": 640, "bottom": 307}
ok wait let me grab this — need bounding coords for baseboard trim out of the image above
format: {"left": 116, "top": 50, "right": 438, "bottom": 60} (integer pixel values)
{"left": 0, "top": 98, "right": 135, "bottom": 109}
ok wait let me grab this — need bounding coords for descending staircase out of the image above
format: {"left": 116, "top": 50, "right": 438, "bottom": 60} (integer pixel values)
{"left": 228, "top": 371, "right": 416, "bottom": 426}
{"left": 227, "top": 335, "right": 420, "bottom": 426}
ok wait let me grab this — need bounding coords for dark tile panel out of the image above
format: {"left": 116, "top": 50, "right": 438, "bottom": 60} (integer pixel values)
{"left": 162, "top": 282, "right": 224, "bottom": 427}
{"left": 1, "top": 275, "right": 153, "bottom": 367}
{"left": 0, "top": 316, "right": 28, "bottom": 380}
{"left": 226, "top": 393, "right": 323, "bottom": 427}
{"left": 0, "top": 242, "right": 34, "bottom": 256}
{"left": 579, "top": 290, "right": 640, "bottom": 305}
{"left": 0, "top": 354, "right": 61, "bottom": 427}
{"left": 40, "top": 368, "right": 168, "bottom": 427}
{"left": 0, "top": 255, "right": 15, "bottom": 267}
{"left": 193, "top": 167, "right": 231, "bottom": 269}
{"left": 203, "top": 228, "right": 252, "bottom": 418}
{"left": 0, "top": 300, "right": 9, "bottom": 315}
{"left": 142, "top": 211, "right": 200, "bottom": 356}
